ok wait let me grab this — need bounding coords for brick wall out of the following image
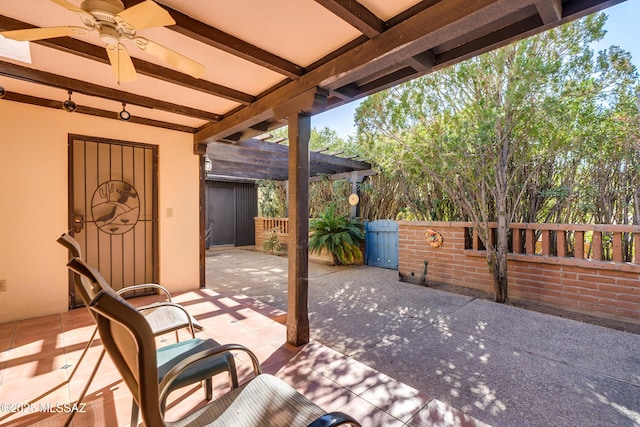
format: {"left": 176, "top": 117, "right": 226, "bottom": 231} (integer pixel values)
{"left": 399, "top": 221, "right": 640, "bottom": 324}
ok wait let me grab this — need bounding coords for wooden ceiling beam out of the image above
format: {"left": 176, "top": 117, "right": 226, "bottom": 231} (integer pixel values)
{"left": 314, "top": 0, "right": 385, "bottom": 38}
{"left": 210, "top": 160, "right": 288, "bottom": 180}
{"left": 122, "top": 0, "right": 303, "bottom": 79}
{"left": 0, "top": 60, "right": 220, "bottom": 121}
{"left": 434, "top": 15, "right": 542, "bottom": 70}
{"left": 431, "top": 5, "right": 537, "bottom": 55}
{"left": 1, "top": 92, "right": 196, "bottom": 132}
{"left": 195, "top": 0, "right": 506, "bottom": 143}
{"left": 535, "top": 0, "right": 563, "bottom": 23}
{"left": 0, "top": 15, "right": 254, "bottom": 105}
{"left": 434, "top": 0, "right": 627, "bottom": 70}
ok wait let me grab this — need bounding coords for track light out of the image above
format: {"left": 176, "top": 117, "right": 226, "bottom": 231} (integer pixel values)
{"left": 62, "top": 90, "right": 76, "bottom": 112}
{"left": 0, "top": 85, "right": 5, "bottom": 99}
{"left": 119, "top": 102, "right": 131, "bottom": 121}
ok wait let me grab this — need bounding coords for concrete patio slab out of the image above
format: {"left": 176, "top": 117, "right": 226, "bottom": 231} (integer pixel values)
{"left": 206, "top": 248, "right": 640, "bottom": 427}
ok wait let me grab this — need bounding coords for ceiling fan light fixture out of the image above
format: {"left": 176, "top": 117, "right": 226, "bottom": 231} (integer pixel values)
{"left": 99, "top": 25, "right": 121, "bottom": 46}
{"left": 62, "top": 90, "right": 77, "bottom": 112}
{"left": 119, "top": 102, "right": 131, "bottom": 121}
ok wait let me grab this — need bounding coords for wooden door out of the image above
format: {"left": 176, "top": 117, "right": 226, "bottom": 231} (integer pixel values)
{"left": 365, "top": 220, "right": 399, "bottom": 270}
{"left": 206, "top": 181, "right": 235, "bottom": 247}
{"left": 68, "top": 135, "right": 158, "bottom": 307}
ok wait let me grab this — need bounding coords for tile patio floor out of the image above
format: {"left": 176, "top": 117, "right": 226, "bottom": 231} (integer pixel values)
{"left": 0, "top": 288, "right": 486, "bottom": 426}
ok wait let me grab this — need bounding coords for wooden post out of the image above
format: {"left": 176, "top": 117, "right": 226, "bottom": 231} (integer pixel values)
{"left": 275, "top": 87, "right": 327, "bottom": 347}
{"left": 541, "top": 230, "right": 551, "bottom": 256}
{"left": 574, "top": 231, "right": 584, "bottom": 259}
{"left": 472, "top": 228, "right": 479, "bottom": 250}
{"left": 194, "top": 142, "right": 207, "bottom": 288}
{"left": 556, "top": 230, "right": 566, "bottom": 258}
{"left": 612, "top": 232, "right": 622, "bottom": 263}
{"left": 286, "top": 113, "right": 311, "bottom": 346}
{"left": 525, "top": 229, "right": 535, "bottom": 255}
{"left": 512, "top": 228, "right": 522, "bottom": 254}
{"left": 592, "top": 231, "right": 603, "bottom": 260}
{"left": 350, "top": 171, "right": 359, "bottom": 219}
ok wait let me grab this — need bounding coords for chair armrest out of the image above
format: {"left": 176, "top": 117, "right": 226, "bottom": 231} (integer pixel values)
{"left": 158, "top": 343, "right": 262, "bottom": 404}
{"left": 117, "top": 283, "right": 173, "bottom": 301}
{"left": 136, "top": 302, "right": 198, "bottom": 332}
{"left": 307, "top": 412, "right": 361, "bottom": 427}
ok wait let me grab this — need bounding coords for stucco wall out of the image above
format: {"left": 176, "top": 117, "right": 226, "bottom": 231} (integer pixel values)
{"left": 0, "top": 100, "right": 200, "bottom": 322}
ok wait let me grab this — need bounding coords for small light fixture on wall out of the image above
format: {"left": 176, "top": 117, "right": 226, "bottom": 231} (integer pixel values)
{"left": 119, "top": 102, "right": 131, "bottom": 121}
{"left": 0, "top": 85, "right": 5, "bottom": 99}
{"left": 62, "top": 90, "right": 77, "bottom": 112}
{"left": 203, "top": 153, "right": 213, "bottom": 174}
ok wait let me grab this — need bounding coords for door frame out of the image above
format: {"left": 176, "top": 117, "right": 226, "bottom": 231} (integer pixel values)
{"left": 67, "top": 134, "right": 159, "bottom": 308}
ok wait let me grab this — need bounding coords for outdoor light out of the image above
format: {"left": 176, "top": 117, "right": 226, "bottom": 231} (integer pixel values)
{"left": 62, "top": 90, "right": 77, "bottom": 112}
{"left": 203, "top": 153, "right": 213, "bottom": 174}
{"left": 0, "top": 85, "right": 5, "bottom": 99}
{"left": 119, "top": 102, "right": 131, "bottom": 121}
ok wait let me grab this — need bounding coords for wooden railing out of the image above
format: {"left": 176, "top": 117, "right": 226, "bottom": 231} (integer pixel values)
{"left": 261, "top": 217, "right": 289, "bottom": 235}
{"left": 257, "top": 218, "right": 640, "bottom": 266}
{"left": 467, "top": 223, "right": 640, "bottom": 264}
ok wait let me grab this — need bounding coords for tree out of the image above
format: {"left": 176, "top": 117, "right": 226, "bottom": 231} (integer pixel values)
{"left": 354, "top": 13, "right": 638, "bottom": 303}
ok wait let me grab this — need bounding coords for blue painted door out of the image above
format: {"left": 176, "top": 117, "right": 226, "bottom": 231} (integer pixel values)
{"left": 365, "top": 220, "right": 399, "bottom": 269}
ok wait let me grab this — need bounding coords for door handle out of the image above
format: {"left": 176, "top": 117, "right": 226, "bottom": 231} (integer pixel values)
{"left": 73, "top": 214, "right": 84, "bottom": 233}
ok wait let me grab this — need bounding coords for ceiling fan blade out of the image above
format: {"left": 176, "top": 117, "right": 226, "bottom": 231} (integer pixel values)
{"left": 49, "top": 0, "right": 84, "bottom": 12}
{"left": 134, "top": 37, "right": 204, "bottom": 79}
{"left": 117, "top": 0, "right": 176, "bottom": 31}
{"left": 1, "top": 26, "right": 81, "bottom": 42}
{"left": 106, "top": 44, "right": 138, "bottom": 83}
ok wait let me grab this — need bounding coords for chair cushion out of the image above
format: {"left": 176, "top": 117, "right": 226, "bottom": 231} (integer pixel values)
{"left": 157, "top": 338, "right": 233, "bottom": 392}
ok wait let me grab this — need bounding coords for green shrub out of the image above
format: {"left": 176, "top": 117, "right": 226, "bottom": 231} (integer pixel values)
{"left": 309, "top": 204, "right": 364, "bottom": 265}
{"left": 263, "top": 228, "right": 283, "bottom": 254}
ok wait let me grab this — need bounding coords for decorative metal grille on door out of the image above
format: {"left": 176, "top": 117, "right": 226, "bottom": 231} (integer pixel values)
{"left": 69, "top": 135, "right": 158, "bottom": 307}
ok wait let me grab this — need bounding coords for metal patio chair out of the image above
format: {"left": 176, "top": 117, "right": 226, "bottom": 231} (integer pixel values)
{"left": 67, "top": 256, "right": 361, "bottom": 427}
{"left": 57, "top": 233, "right": 237, "bottom": 426}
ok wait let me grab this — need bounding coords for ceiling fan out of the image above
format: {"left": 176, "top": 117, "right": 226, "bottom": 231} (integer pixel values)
{"left": 0, "top": 0, "right": 205, "bottom": 82}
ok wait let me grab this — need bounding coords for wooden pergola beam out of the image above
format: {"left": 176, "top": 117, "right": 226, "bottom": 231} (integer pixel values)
{"left": 0, "top": 15, "right": 254, "bottom": 106}
{"left": 2, "top": 92, "right": 196, "bottom": 133}
{"left": 195, "top": 0, "right": 506, "bottom": 143}
{"left": 0, "top": 60, "right": 221, "bottom": 121}
{"left": 314, "top": 0, "right": 385, "bottom": 38}
{"left": 122, "top": 0, "right": 303, "bottom": 80}
{"left": 535, "top": 0, "right": 563, "bottom": 24}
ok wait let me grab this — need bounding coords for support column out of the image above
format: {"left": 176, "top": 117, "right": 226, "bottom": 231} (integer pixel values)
{"left": 194, "top": 142, "right": 208, "bottom": 288}
{"left": 275, "top": 87, "right": 327, "bottom": 347}
{"left": 349, "top": 171, "right": 360, "bottom": 219}
{"left": 286, "top": 113, "right": 311, "bottom": 346}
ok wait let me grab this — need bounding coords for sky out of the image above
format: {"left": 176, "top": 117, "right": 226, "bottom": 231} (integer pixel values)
{"left": 311, "top": 0, "right": 640, "bottom": 140}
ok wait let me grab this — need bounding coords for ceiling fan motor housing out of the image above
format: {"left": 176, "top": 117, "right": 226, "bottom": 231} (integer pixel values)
{"left": 81, "top": 0, "right": 125, "bottom": 17}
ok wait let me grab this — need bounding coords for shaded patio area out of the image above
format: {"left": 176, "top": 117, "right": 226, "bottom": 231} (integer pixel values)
{"left": 0, "top": 284, "right": 483, "bottom": 426}
{"left": 2, "top": 248, "right": 638, "bottom": 426}
{"left": 206, "top": 249, "right": 640, "bottom": 427}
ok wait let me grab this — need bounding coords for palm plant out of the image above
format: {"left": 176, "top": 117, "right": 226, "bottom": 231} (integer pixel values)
{"left": 309, "top": 204, "right": 364, "bottom": 265}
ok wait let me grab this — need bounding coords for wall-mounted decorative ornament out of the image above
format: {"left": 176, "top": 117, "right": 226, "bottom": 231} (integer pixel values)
{"left": 92, "top": 180, "right": 139, "bottom": 235}
{"left": 348, "top": 193, "right": 359, "bottom": 206}
{"left": 425, "top": 228, "right": 443, "bottom": 248}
